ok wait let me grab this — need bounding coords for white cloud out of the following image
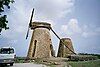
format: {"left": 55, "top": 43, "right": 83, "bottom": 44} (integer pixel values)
{"left": 61, "top": 18, "right": 82, "bottom": 36}
{"left": 68, "top": 19, "right": 82, "bottom": 33}
{"left": 82, "top": 27, "right": 100, "bottom": 38}
{"left": 61, "top": 19, "right": 100, "bottom": 38}
{"left": 2, "top": 0, "right": 75, "bottom": 40}
{"left": 82, "top": 32, "right": 88, "bottom": 38}
{"left": 33, "top": 0, "right": 75, "bottom": 21}
{"left": 61, "top": 25, "right": 68, "bottom": 31}
{"left": 95, "top": 27, "right": 100, "bottom": 33}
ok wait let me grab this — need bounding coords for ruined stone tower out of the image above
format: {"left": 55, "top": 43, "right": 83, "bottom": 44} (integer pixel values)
{"left": 57, "top": 38, "right": 75, "bottom": 57}
{"left": 27, "top": 22, "right": 54, "bottom": 58}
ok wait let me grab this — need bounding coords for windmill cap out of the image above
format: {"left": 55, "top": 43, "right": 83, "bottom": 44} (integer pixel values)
{"left": 30, "top": 22, "right": 51, "bottom": 30}
{"left": 61, "top": 38, "right": 71, "bottom": 40}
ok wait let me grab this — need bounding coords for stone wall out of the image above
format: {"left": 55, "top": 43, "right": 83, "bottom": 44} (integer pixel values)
{"left": 27, "top": 22, "right": 53, "bottom": 58}
{"left": 57, "top": 38, "right": 75, "bottom": 57}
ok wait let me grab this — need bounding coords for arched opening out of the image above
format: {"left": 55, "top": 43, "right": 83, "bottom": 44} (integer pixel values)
{"left": 33, "top": 40, "right": 37, "bottom": 57}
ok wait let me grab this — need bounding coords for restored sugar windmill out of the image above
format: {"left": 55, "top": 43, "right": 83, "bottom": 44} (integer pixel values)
{"left": 26, "top": 8, "right": 76, "bottom": 59}
{"left": 26, "top": 8, "right": 54, "bottom": 58}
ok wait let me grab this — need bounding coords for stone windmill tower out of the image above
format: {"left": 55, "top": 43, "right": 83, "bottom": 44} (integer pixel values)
{"left": 57, "top": 38, "right": 75, "bottom": 57}
{"left": 27, "top": 22, "right": 53, "bottom": 58}
{"left": 26, "top": 9, "right": 54, "bottom": 58}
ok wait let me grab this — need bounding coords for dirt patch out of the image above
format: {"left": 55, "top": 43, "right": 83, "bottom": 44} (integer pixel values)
{"left": 34, "top": 57, "right": 71, "bottom": 67}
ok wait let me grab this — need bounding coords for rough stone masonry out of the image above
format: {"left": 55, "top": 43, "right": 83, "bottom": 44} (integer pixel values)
{"left": 27, "top": 22, "right": 54, "bottom": 58}
{"left": 57, "top": 38, "right": 75, "bottom": 57}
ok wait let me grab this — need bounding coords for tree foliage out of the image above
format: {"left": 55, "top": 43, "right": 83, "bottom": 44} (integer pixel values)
{"left": 0, "top": 0, "right": 14, "bottom": 33}
{"left": 78, "top": 53, "right": 100, "bottom": 59}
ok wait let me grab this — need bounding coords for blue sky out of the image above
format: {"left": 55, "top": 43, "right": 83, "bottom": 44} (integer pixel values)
{"left": 0, "top": 0, "right": 100, "bottom": 56}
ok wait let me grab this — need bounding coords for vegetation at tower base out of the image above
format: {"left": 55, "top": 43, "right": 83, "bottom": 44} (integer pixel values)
{"left": 68, "top": 54, "right": 98, "bottom": 61}
{"left": 0, "top": 0, "right": 14, "bottom": 33}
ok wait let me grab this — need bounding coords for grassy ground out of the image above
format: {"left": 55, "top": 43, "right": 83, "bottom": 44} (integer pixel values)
{"left": 67, "top": 59, "right": 100, "bottom": 67}
{"left": 15, "top": 57, "right": 100, "bottom": 67}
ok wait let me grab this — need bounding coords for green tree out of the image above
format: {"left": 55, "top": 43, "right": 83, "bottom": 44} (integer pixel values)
{"left": 0, "top": 0, "right": 14, "bottom": 33}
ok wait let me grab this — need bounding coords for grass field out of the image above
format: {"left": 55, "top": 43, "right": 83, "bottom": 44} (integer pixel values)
{"left": 68, "top": 59, "right": 100, "bottom": 67}
{"left": 15, "top": 57, "right": 100, "bottom": 67}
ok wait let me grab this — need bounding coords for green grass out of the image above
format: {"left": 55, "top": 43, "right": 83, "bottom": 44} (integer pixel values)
{"left": 68, "top": 60, "right": 100, "bottom": 67}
